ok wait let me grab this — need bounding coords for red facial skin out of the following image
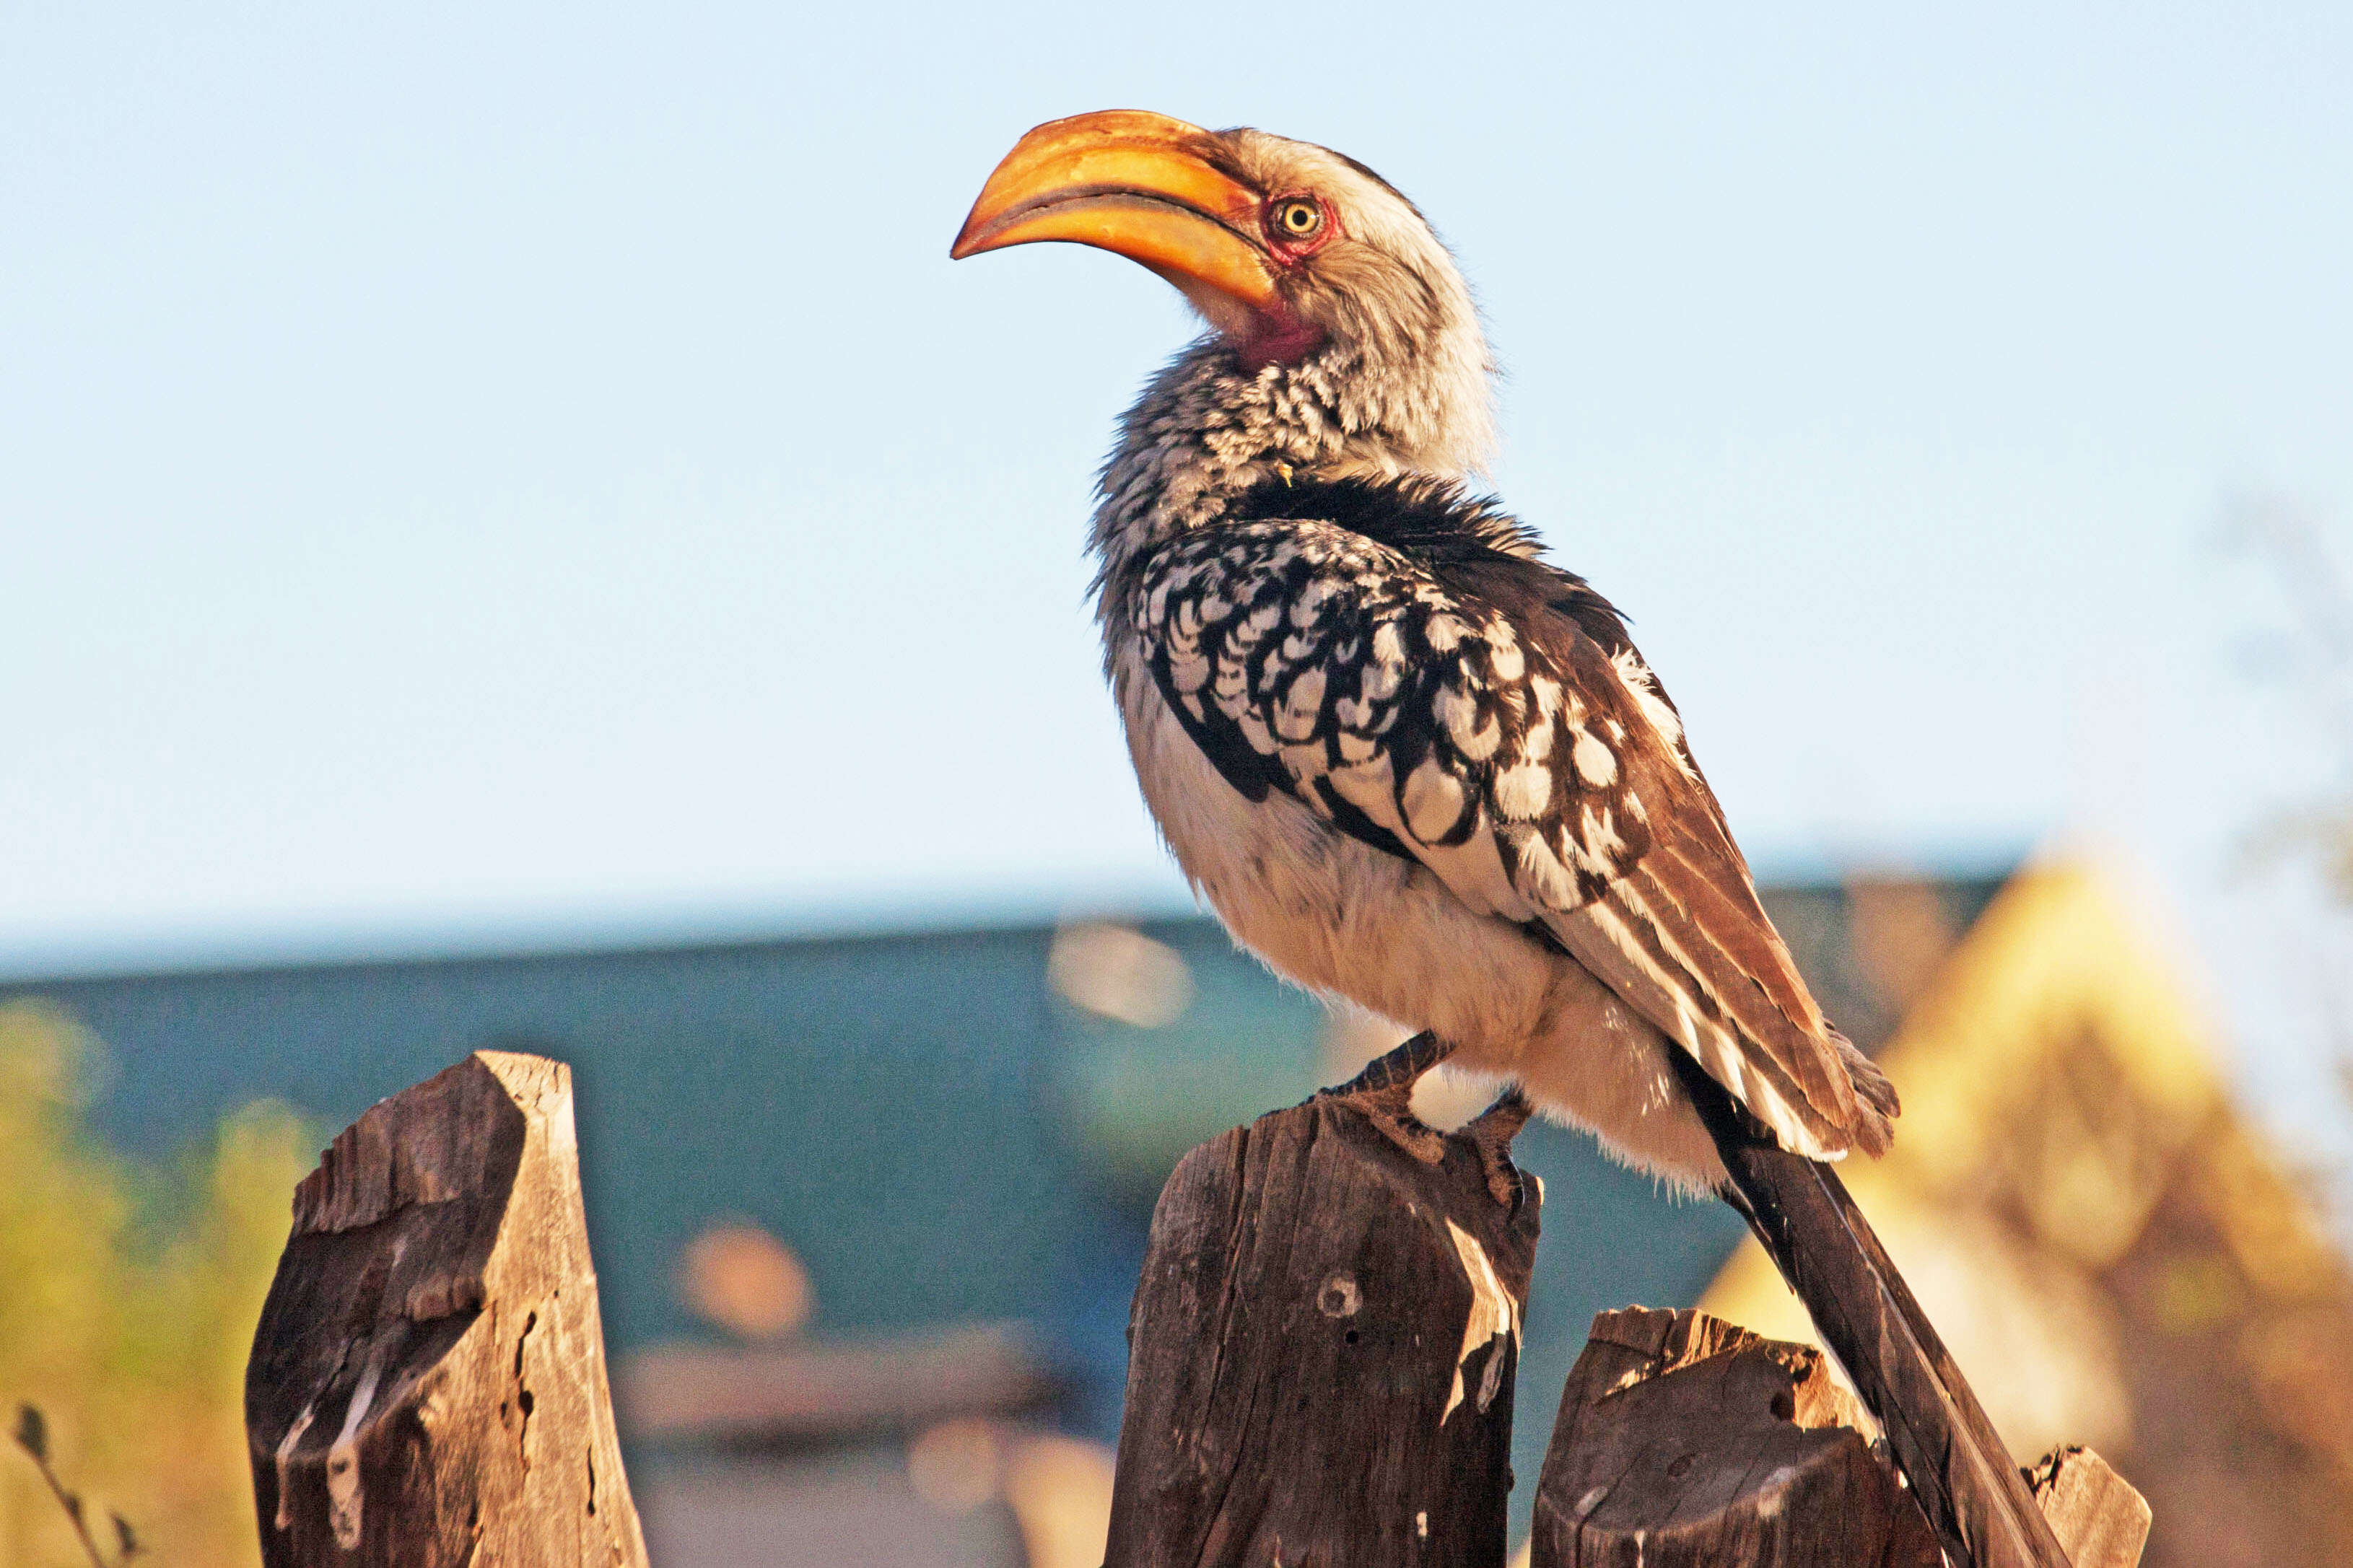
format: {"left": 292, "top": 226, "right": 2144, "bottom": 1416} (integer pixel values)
{"left": 1234, "top": 193, "right": 1340, "bottom": 370}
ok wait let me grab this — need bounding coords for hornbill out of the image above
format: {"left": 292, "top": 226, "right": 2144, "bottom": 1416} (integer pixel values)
{"left": 952, "top": 110, "right": 2069, "bottom": 1567}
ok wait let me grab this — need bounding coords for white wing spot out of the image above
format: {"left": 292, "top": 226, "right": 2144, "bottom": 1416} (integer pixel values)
{"left": 1510, "top": 828, "right": 1579, "bottom": 909}
{"left": 1493, "top": 762, "right": 1551, "bottom": 820}
{"left": 1571, "top": 731, "right": 1618, "bottom": 787}
{"left": 1433, "top": 683, "right": 1480, "bottom": 737}
{"left": 1276, "top": 668, "right": 1327, "bottom": 740}
{"left": 1402, "top": 759, "right": 1467, "bottom": 843}
{"left": 1454, "top": 713, "right": 1503, "bottom": 762}
{"left": 1609, "top": 647, "right": 1695, "bottom": 778}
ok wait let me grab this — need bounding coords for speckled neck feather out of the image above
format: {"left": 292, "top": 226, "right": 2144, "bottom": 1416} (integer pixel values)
{"left": 1091, "top": 310, "right": 1493, "bottom": 598}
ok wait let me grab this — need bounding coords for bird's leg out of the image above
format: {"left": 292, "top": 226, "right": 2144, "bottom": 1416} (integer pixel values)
{"left": 1324, "top": 1028, "right": 1454, "bottom": 1095}
{"left": 1314, "top": 1030, "right": 1454, "bottom": 1166}
{"left": 1463, "top": 1086, "right": 1535, "bottom": 1209}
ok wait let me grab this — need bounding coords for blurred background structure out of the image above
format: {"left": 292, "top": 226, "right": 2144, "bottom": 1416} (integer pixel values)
{"left": 12, "top": 859, "right": 2353, "bottom": 1564}
{"left": 5, "top": 2, "right": 2352, "bottom": 1564}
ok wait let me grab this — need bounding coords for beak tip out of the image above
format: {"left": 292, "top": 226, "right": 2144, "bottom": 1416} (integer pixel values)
{"left": 948, "top": 205, "right": 994, "bottom": 260}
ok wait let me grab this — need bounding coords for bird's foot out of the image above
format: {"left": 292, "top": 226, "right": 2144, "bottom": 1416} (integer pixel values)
{"left": 1464, "top": 1087, "right": 1536, "bottom": 1209}
{"left": 1318, "top": 1079, "right": 1448, "bottom": 1165}
{"left": 1314, "top": 1030, "right": 1454, "bottom": 1166}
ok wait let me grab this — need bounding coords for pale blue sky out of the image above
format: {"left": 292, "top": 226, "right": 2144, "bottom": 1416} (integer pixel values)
{"left": 6, "top": 2, "right": 2353, "bottom": 1144}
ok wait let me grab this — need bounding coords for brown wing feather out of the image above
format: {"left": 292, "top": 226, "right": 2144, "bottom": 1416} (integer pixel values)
{"left": 1546, "top": 890, "right": 1851, "bottom": 1148}
{"left": 1624, "top": 859, "right": 1849, "bottom": 1112}
{"left": 1649, "top": 822, "right": 1825, "bottom": 1033}
{"left": 1506, "top": 592, "right": 1895, "bottom": 1159}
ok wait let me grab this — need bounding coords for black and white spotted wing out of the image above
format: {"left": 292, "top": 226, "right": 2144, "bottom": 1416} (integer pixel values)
{"left": 1127, "top": 479, "right": 1895, "bottom": 1160}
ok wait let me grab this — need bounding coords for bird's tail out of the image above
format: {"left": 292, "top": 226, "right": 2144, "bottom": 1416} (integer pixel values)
{"left": 1667, "top": 1050, "right": 2073, "bottom": 1568}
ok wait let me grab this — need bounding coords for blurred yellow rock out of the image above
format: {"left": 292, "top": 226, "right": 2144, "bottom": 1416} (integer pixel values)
{"left": 1002, "top": 1431, "right": 1116, "bottom": 1568}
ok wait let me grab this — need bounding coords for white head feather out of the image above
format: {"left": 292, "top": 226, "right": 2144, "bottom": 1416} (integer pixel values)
{"left": 1093, "top": 127, "right": 1498, "bottom": 573}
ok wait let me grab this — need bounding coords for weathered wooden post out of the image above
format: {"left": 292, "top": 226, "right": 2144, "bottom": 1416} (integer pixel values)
{"left": 1529, "top": 1308, "right": 2151, "bottom": 1568}
{"left": 1529, "top": 1308, "right": 1941, "bottom": 1567}
{"left": 1104, "top": 1093, "right": 1540, "bottom": 1567}
{"left": 244, "top": 1051, "right": 647, "bottom": 1568}
{"left": 2022, "top": 1448, "right": 2152, "bottom": 1568}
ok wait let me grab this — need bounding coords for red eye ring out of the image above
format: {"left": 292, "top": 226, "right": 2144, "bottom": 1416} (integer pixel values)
{"left": 1263, "top": 193, "right": 1335, "bottom": 254}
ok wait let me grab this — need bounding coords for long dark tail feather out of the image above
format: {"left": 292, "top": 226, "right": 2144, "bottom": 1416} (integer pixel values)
{"left": 1667, "top": 1049, "right": 2072, "bottom": 1568}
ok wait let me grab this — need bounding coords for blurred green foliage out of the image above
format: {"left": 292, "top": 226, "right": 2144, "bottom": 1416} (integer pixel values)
{"left": 0, "top": 1002, "right": 310, "bottom": 1567}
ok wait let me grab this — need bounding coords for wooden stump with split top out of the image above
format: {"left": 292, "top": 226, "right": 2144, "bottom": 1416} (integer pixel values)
{"left": 1104, "top": 1091, "right": 1541, "bottom": 1568}
{"left": 1529, "top": 1307, "right": 2150, "bottom": 1568}
{"left": 243, "top": 1051, "right": 647, "bottom": 1568}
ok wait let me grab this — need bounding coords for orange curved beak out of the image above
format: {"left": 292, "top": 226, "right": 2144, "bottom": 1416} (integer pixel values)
{"left": 950, "top": 110, "right": 1278, "bottom": 321}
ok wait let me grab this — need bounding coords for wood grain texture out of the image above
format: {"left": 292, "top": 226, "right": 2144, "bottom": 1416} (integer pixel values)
{"left": 244, "top": 1051, "right": 647, "bottom": 1568}
{"left": 1104, "top": 1095, "right": 1541, "bottom": 1568}
{"left": 2027, "top": 1446, "right": 2150, "bottom": 1568}
{"left": 1529, "top": 1307, "right": 1942, "bottom": 1568}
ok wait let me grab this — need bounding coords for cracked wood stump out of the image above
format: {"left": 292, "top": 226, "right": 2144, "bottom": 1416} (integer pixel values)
{"left": 1530, "top": 1307, "right": 1942, "bottom": 1568}
{"left": 2022, "top": 1447, "right": 2151, "bottom": 1568}
{"left": 1530, "top": 1308, "right": 2149, "bottom": 1568}
{"left": 244, "top": 1051, "right": 647, "bottom": 1568}
{"left": 1104, "top": 1095, "right": 1542, "bottom": 1568}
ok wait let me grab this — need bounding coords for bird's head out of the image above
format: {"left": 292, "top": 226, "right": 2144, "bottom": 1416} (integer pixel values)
{"left": 952, "top": 110, "right": 1493, "bottom": 476}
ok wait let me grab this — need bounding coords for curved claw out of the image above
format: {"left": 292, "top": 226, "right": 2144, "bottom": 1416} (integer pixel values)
{"left": 1466, "top": 1087, "right": 1536, "bottom": 1209}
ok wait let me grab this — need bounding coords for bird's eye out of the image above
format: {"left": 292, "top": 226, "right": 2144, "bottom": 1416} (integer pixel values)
{"left": 1270, "top": 198, "right": 1324, "bottom": 240}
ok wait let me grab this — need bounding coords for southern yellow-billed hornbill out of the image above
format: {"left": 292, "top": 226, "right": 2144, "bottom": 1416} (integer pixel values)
{"left": 953, "top": 111, "right": 2066, "bottom": 1567}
